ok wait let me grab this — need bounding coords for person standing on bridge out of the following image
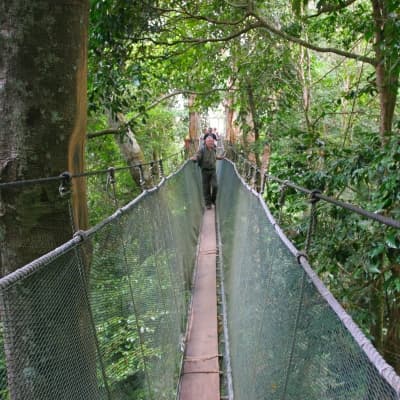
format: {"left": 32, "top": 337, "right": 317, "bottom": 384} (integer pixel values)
{"left": 203, "top": 127, "right": 218, "bottom": 145}
{"left": 191, "top": 135, "right": 224, "bottom": 210}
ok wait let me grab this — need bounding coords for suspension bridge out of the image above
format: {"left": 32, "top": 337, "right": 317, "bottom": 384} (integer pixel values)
{"left": 0, "top": 151, "right": 399, "bottom": 399}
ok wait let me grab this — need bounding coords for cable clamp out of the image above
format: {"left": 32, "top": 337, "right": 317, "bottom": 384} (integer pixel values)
{"left": 107, "top": 167, "right": 116, "bottom": 185}
{"left": 309, "top": 189, "right": 321, "bottom": 204}
{"left": 59, "top": 171, "right": 72, "bottom": 197}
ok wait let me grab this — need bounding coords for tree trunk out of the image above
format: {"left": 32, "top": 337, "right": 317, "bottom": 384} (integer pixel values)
{"left": 0, "top": 1, "right": 99, "bottom": 398}
{"left": 244, "top": 82, "right": 259, "bottom": 189}
{"left": 375, "top": 63, "right": 398, "bottom": 144}
{"left": 0, "top": 1, "right": 89, "bottom": 272}
{"left": 188, "top": 94, "right": 200, "bottom": 153}
{"left": 259, "top": 141, "right": 271, "bottom": 193}
{"left": 371, "top": 0, "right": 399, "bottom": 144}
{"left": 297, "top": 45, "right": 312, "bottom": 134}
{"left": 224, "top": 95, "right": 240, "bottom": 144}
{"left": 114, "top": 113, "right": 152, "bottom": 189}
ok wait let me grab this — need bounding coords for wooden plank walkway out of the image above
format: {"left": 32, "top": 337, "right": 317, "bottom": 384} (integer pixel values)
{"left": 179, "top": 207, "right": 220, "bottom": 400}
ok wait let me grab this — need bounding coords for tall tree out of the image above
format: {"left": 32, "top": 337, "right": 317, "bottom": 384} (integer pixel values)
{"left": 0, "top": 1, "right": 96, "bottom": 398}
{"left": 1, "top": 1, "right": 89, "bottom": 272}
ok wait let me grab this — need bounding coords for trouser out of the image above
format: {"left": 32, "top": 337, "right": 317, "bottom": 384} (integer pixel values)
{"left": 201, "top": 169, "right": 217, "bottom": 206}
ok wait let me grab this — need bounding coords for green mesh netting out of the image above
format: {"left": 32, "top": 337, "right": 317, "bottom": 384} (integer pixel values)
{"left": 217, "top": 160, "right": 400, "bottom": 400}
{"left": 0, "top": 162, "right": 202, "bottom": 400}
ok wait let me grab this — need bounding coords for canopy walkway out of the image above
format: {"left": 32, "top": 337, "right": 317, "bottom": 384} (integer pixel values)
{"left": 0, "top": 158, "right": 399, "bottom": 399}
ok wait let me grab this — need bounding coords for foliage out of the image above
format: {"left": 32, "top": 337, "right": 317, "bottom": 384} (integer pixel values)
{"left": 85, "top": 116, "right": 140, "bottom": 226}
{"left": 266, "top": 128, "right": 400, "bottom": 368}
{"left": 88, "top": 0, "right": 161, "bottom": 115}
{"left": 129, "top": 105, "right": 187, "bottom": 160}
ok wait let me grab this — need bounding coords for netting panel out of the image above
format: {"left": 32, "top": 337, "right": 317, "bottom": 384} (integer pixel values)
{"left": 0, "top": 162, "right": 202, "bottom": 400}
{"left": 0, "top": 249, "right": 106, "bottom": 400}
{"left": 217, "top": 160, "right": 400, "bottom": 400}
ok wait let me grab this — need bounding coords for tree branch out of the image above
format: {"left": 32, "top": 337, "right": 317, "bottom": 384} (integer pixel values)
{"left": 311, "top": 110, "right": 378, "bottom": 129}
{"left": 149, "top": 8, "right": 376, "bottom": 65}
{"left": 87, "top": 91, "right": 188, "bottom": 139}
{"left": 87, "top": 127, "right": 120, "bottom": 139}
{"left": 178, "top": 10, "right": 250, "bottom": 26}
{"left": 249, "top": 12, "right": 377, "bottom": 66}
{"left": 87, "top": 87, "right": 236, "bottom": 139}
{"left": 142, "top": 22, "right": 264, "bottom": 46}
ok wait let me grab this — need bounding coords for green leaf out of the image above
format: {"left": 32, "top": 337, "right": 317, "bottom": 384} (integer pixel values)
{"left": 369, "top": 244, "right": 385, "bottom": 258}
{"left": 385, "top": 233, "right": 399, "bottom": 249}
{"left": 367, "top": 265, "right": 381, "bottom": 274}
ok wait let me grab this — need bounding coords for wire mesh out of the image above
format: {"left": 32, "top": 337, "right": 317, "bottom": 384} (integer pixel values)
{"left": 217, "top": 160, "right": 400, "bottom": 400}
{"left": 0, "top": 161, "right": 202, "bottom": 400}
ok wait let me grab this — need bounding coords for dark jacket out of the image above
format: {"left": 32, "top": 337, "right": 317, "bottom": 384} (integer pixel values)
{"left": 195, "top": 146, "right": 217, "bottom": 170}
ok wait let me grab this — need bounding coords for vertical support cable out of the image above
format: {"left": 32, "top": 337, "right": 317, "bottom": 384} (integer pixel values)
{"left": 247, "top": 164, "right": 252, "bottom": 185}
{"left": 253, "top": 167, "right": 259, "bottom": 192}
{"left": 305, "top": 190, "right": 321, "bottom": 253}
{"left": 238, "top": 156, "right": 242, "bottom": 176}
{"left": 244, "top": 162, "right": 248, "bottom": 182}
{"left": 158, "top": 160, "right": 164, "bottom": 179}
{"left": 138, "top": 164, "right": 145, "bottom": 191}
{"left": 278, "top": 182, "right": 288, "bottom": 225}
{"left": 59, "top": 171, "right": 76, "bottom": 234}
{"left": 247, "top": 163, "right": 252, "bottom": 184}
{"left": 150, "top": 161, "right": 155, "bottom": 186}
{"left": 260, "top": 172, "right": 267, "bottom": 196}
{"left": 107, "top": 167, "right": 118, "bottom": 208}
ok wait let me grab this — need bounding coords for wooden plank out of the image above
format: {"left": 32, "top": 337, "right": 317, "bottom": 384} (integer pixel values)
{"left": 179, "top": 208, "right": 220, "bottom": 400}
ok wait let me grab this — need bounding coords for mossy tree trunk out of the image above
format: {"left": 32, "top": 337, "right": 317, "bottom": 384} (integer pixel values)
{"left": 0, "top": 0, "right": 89, "bottom": 272}
{"left": 0, "top": 1, "right": 100, "bottom": 399}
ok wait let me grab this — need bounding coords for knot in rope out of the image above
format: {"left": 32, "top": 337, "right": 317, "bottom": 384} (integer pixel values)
{"left": 309, "top": 189, "right": 321, "bottom": 204}
{"left": 73, "top": 230, "right": 89, "bottom": 242}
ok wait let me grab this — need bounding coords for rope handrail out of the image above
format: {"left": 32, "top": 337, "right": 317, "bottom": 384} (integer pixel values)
{"left": 226, "top": 144, "right": 400, "bottom": 229}
{"left": 0, "top": 150, "right": 184, "bottom": 189}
